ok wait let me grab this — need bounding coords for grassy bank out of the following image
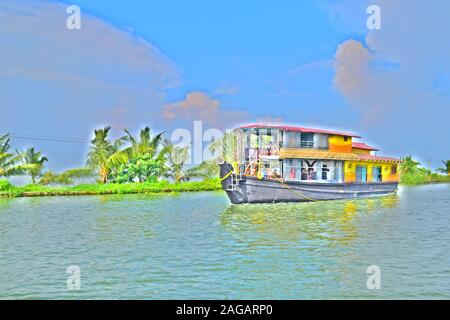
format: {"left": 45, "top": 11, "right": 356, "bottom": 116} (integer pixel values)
{"left": 400, "top": 172, "right": 450, "bottom": 185}
{"left": 0, "top": 179, "right": 222, "bottom": 198}
{"left": 2, "top": 173, "right": 449, "bottom": 198}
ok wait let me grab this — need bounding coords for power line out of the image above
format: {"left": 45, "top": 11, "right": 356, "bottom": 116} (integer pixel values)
{"left": 8, "top": 133, "right": 91, "bottom": 144}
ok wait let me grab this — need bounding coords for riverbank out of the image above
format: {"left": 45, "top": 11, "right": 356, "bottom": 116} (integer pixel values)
{"left": 400, "top": 172, "right": 450, "bottom": 185}
{"left": 2, "top": 175, "right": 450, "bottom": 198}
{"left": 0, "top": 179, "right": 222, "bottom": 198}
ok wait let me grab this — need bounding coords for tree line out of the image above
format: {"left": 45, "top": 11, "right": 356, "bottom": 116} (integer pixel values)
{"left": 0, "top": 127, "right": 219, "bottom": 185}
{"left": 400, "top": 156, "right": 450, "bottom": 175}
{"left": 2, "top": 129, "right": 449, "bottom": 185}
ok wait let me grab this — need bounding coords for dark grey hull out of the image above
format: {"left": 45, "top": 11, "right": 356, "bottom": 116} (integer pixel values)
{"left": 222, "top": 175, "right": 398, "bottom": 204}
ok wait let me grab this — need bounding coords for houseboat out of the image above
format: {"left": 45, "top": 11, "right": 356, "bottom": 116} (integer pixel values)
{"left": 219, "top": 124, "right": 402, "bottom": 204}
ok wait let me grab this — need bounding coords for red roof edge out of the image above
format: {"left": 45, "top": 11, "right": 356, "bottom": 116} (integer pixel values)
{"left": 352, "top": 142, "right": 379, "bottom": 151}
{"left": 237, "top": 124, "right": 362, "bottom": 138}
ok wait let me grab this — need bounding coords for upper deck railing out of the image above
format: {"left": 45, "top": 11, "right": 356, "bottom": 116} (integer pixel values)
{"left": 245, "top": 141, "right": 329, "bottom": 157}
{"left": 284, "top": 141, "right": 328, "bottom": 149}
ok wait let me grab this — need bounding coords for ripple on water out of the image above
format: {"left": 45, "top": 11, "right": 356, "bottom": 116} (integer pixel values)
{"left": 0, "top": 185, "right": 450, "bottom": 299}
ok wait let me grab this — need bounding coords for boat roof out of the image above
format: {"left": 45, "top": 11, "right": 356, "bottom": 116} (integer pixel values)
{"left": 238, "top": 124, "right": 362, "bottom": 138}
{"left": 352, "top": 142, "right": 379, "bottom": 151}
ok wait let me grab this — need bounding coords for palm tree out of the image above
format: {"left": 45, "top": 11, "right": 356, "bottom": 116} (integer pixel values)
{"left": 437, "top": 160, "right": 450, "bottom": 175}
{"left": 164, "top": 144, "right": 191, "bottom": 182}
{"left": 18, "top": 147, "right": 48, "bottom": 183}
{"left": 86, "top": 127, "right": 128, "bottom": 183}
{"left": 39, "top": 168, "right": 94, "bottom": 185}
{"left": 0, "top": 134, "right": 34, "bottom": 178}
{"left": 400, "top": 155, "right": 421, "bottom": 175}
{"left": 122, "top": 127, "right": 165, "bottom": 160}
{"left": 207, "top": 132, "right": 236, "bottom": 161}
{"left": 186, "top": 160, "right": 219, "bottom": 179}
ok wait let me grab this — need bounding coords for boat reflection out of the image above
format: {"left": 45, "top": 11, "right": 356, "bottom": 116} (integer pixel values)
{"left": 220, "top": 195, "right": 400, "bottom": 248}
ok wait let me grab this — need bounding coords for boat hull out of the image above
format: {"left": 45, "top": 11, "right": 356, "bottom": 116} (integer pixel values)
{"left": 221, "top": 174, "right": 398, "bottom": 204}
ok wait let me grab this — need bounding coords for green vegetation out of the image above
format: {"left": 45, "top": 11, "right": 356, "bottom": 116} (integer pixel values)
{"left": 0, "top": 134, "right": 37, "bottom": 178}
{"left": 400, "top": 156, "right": 450, "bottom": 185}
{"left": 17, "top": 147, "right": 48, "bottom": 183}
{"left": 84, "top": 126, "right": 218, "bottom": 184}
{"left": 86, "top": 126, "right": 129, "bottom": 183}
{"left": 1, "top": 126, "right": 221, "bottom": 198}
{"left": 0, "top": 178, "right": 221, "bottom": 198}
{"left": 39, "top": 168, "right": 94, "bottom": 185}
{"left": 437, "top": 160, "right": 450, "bottom": 175}
{"left": 2, "top": 125, "right": 449, "bottom": 198}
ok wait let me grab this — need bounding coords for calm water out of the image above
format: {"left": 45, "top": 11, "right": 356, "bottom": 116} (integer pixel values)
{"left": 0, "top": 184, "right": 450, "bottom": 299}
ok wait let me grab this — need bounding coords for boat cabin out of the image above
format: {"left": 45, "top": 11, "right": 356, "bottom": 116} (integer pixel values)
{"left": 230, "top": 124, "right": 401, "bottom": 184}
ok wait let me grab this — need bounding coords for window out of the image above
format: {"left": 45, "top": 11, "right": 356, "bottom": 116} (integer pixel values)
{"left": 344, "top": 136, "right": 348, "bottom": 142}
{"left": 249, "top": 132, "right": 259, "bottom": 148}
{"left": 356, "top": 165, "right": 367, "bottom": 183}
{"left": 301, "top": 133, "right": 314, "bottom": 148}
{"left": 322, "top": 164, "right": 329, "bottom": 180}
{"left": 372, "top": 166, "right": 382, "bottom": 182}
{"left": 391, "top": 165, "right": 397, "bottom": 174}
{"left": 283, "top": 159, "right": 302, "bottom": 181}
{"left": 284, "top": 132, "right": 301, "bottom": 148}
{"left": 262, "top": 160, "right": 281, "bottom": 179}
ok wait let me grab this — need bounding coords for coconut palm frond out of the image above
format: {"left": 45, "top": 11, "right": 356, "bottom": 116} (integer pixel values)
{"left": 164, "top": 144, "right": 192, "bottom": 182}
{"left": 2, "top": 163, "right": 37, "bottom": 177}
{"left": 121, "top": 127, "right": 165, "bottom": 160}
{"left": 39, "top": 167, "right": 94, "bottom": 185}
{"left": 437, "top": 160, "right": 450, "bottom": 175}
{"left": 0, "top": 134, "right": 11, "bottom": 153}
{"left": 0, "top": 134, "right": 40, "bottom": 179}
{"left": 106, "top": 151, "right": 129, "bottom": 169}
{"left": 62, "top": 167, "right": 95, "bottom": 178}
{"left": 186, "top": 160, "right": 219, "bottom": 179}
{"left": 400, "top": 155, "right": 421, "bottom": 175}
{"left": 39, "top": 171, "right": 72, "bottom": 185}
{"left": 15, "top": 147, "right": 49, "bottom": 183}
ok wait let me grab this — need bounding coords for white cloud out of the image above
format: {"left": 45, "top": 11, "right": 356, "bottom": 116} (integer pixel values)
{"left": 0, "top": 0, "right": 181, "bottom": 170}
{"left": 0, "top": 0, "right": 181, "bottom": 89}
{"left": 329, "top": 0, "right": 450, "bottom": 163}
{"left": 333, "top": 40, "right": 371, "bottom": 97}
{"left": 161, "top": 91, "right": 250, "bottom": 128}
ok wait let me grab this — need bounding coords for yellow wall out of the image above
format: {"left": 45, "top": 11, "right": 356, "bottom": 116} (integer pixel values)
{"left": 352, "top": 147, "right": 371, "bottom": 155}
{"left": 344, "top": 161, "right": 399, "bottom": 183}
{"left": 382, "top": 163, "right": 400, "bottom": 182}
{"left": 329, "top": 135, "right": 352, "bottom": 153}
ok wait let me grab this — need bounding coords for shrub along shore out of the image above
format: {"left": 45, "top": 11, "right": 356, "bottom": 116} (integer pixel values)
{"left": 0, "top": 179, "right": 222, "bottom": 198}
{"left": 1, "top": 123, "right": 449, "bottom": 199}
{"left": 2, "top": 174, "right": 450, "bottom": 198}
{"left": 400, "top": 172, "right": 450, "bottom": 185}
{"left": 399, "top": 157, "right": 450, "bottom": 185}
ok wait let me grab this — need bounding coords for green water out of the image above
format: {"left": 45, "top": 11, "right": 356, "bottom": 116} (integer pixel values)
{"left": 0, "top": 184, "right": 449, "bottom": 299}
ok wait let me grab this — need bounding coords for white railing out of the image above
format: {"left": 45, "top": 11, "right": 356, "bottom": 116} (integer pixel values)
{"left": 283, "top": 141, "right": 328, "bottom": 149}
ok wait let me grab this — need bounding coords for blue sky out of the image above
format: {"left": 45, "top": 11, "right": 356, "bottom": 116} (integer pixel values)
{"left": 1, "top": 0, "right": 449, "bottom": 170}
{"left": 65, "top": 0, "right": 351, "bottom": 121}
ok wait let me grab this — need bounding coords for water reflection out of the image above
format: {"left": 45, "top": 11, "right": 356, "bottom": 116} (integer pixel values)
{"left": 0, "top": 198, "right": 11, "bottom": 210}
{"left": 2, "top": 187, "right": 450, "bottom": 299}
{"left": 220, "top": 195, "right": 400, "bottom": 248}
